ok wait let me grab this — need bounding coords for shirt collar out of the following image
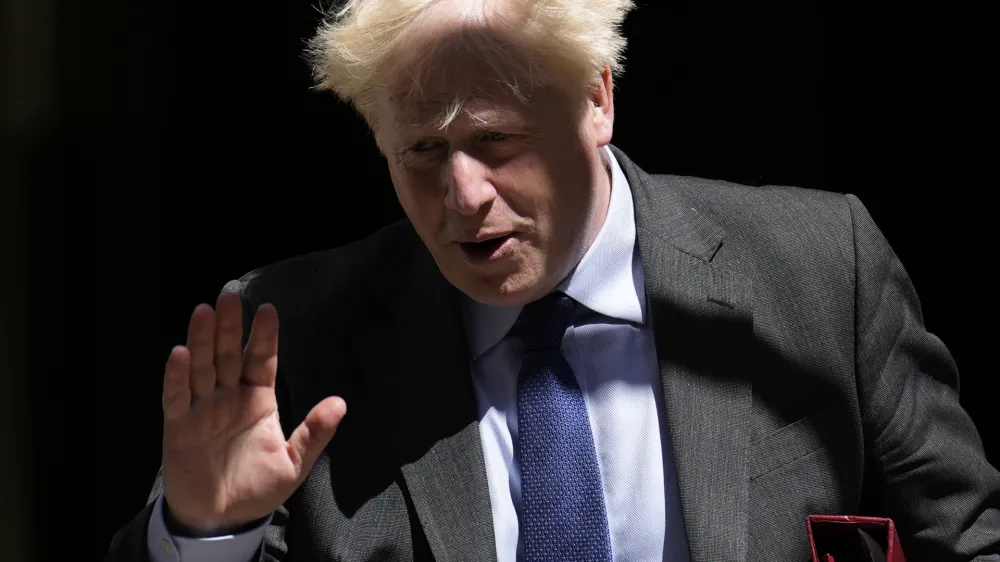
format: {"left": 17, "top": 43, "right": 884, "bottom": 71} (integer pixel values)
{"left": 462, "top": 146, "right": 647, "bottom": 360}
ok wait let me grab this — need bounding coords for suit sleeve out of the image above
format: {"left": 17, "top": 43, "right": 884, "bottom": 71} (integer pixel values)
{"left": 104, "top": 278, "right": 293, "bottom": 562}
{"left": 848, "top": 194, "right": 1000, "bottom": 561}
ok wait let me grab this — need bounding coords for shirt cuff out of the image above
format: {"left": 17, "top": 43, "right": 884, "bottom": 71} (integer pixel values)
{"left": 146, "top": 492, "right": 271, "bottom": 562}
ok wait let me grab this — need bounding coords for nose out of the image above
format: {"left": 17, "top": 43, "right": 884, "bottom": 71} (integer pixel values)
{"left": 443, "top": 150, "right": 497, "bottom": 216}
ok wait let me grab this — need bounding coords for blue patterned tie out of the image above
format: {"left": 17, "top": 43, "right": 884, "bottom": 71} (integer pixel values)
{"left": 516, "top": 292, "right": 613, "bottom": 561}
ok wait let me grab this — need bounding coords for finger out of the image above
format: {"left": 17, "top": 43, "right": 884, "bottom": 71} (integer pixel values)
{"left": 286, "top": 396, "right": 347, "bottom": 480}
{"left": 162, "top": 346, "right": 192, "bottom": 421}
{"left": 243, "top": 303, "right": 278, "bottom": 387}
{"left": 214, "top": 292, "right": 244, "bottom": 388}
{"left": 186, "top": 303, "right": 217, "bottom": 402}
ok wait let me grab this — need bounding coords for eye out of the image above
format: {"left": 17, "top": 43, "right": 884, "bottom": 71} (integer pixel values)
{"left": 480, "top": 131, "right": 512, "bottom": 143}
{"left": 409, "top": 139, "right": 444, "bottom": 153}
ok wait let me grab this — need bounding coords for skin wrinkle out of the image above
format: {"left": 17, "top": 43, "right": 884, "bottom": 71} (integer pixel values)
{"left": 304, "top": 0, "right": 632, "bottom": 307}
{"left": 390, "top": 94, "right": 531, "bottom": 133}
{"left": 374, "top": 33, "right": 615, "bottom": 307}
{"left": 375, "top": 5, "right": 585, "bottom": 133}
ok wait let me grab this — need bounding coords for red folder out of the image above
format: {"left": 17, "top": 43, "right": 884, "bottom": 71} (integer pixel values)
{"left": 807, "top": 515, "right": 906, "bottom": 562}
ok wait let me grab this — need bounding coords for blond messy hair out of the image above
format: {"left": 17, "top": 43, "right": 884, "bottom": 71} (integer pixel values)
{"left": 307, "top": 0, "right": 636, "bottom": 132}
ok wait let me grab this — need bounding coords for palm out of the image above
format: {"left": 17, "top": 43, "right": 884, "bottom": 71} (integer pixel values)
{"left": 160, "top": 293, "right": 346, "bottom": 533}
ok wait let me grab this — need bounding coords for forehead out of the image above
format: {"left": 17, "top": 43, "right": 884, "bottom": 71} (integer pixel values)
{"left": 373, "top": 14, "right": 582, "bottom": 139}
{"left": 388, "top": 88, "right": 533, "bottom": 130}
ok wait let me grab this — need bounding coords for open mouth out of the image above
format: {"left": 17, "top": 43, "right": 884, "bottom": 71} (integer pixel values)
{"left": 459, "top": 233, "right": 515, "bottom": 262}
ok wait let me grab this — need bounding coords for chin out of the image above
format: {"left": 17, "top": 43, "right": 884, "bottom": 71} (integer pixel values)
{"left": 432, "top": 243, "right": 551, "bottom": 306}
{"left": 453, "top": 267, "right": 546, "bottom": 307}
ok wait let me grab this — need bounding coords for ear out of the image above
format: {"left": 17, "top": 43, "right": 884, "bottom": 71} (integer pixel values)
{"left": 589, "top": 63, "right": 615, "bottom": 147}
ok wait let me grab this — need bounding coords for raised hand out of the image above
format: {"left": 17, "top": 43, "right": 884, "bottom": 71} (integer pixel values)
{"left": 160, "top": 291, "right": 346, "bottom": 535}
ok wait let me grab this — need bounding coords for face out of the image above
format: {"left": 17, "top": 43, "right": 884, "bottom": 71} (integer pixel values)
{"left": 376, "top": 53, "right": 616, "bottom": 307}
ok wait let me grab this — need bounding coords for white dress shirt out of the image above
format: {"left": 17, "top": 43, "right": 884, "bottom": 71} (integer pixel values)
{"left": 465, "top": 146, "right": 689, "bottom": 561}
{"left": 146, "top": 146, "right": 690, "bottom": 561}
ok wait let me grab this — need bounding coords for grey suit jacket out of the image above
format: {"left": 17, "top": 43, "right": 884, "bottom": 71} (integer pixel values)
{"left": 107, "top": 147, "right": 1000, "bottom": 562}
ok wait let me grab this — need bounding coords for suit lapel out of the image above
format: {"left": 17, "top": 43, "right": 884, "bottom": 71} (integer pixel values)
{"left": 354, "top": 229, "right": 497, "bottom": 562}
{"left": 351, "top": 149, "right": 755, "bottom": 562}
{"left": 614, "top": 147, "right": 754, "bottom": 562}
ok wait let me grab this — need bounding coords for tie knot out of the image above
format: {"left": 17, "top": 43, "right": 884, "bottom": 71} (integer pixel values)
{"left": 518, "top": 292, "right": 577, "bottom": 351}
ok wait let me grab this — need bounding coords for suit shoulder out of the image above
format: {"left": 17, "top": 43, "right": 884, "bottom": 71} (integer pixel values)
{"left": 642, "top": 173, "right": 860, "bottom": 284}
{"left": 652, "top": 173, "right": 855, "bottom": 242}
{"left": 654, "top": 173, "right": 850, "bottom": 222}
{"left": 226, "top": 219, "right": 416, "bottom": 309}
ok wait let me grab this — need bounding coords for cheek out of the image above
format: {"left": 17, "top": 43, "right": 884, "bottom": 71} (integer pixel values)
{"left": 542, "top": 204, "right": 579, "bottom": 256}
{"left": 391, "top": 178, "right": 416, "bottom": 212}
{"left": 391, "top": 172, "right": 443, "bottom": 232}
{"left": 534, "top": 160, "right": 594, "bottom": 256}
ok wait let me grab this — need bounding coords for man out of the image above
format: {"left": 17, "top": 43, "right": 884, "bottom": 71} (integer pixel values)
{"left": 106, "top": 0, "right": 1000, "bottom": 560}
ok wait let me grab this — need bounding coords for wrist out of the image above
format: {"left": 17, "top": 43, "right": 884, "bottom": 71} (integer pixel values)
{"left": 162, "top": 499, "right": 269, "bottom": 538}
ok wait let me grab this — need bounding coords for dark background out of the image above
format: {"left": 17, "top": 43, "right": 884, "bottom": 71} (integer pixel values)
{"left": 3, "top": 0, "right": 995, "bottom": 560}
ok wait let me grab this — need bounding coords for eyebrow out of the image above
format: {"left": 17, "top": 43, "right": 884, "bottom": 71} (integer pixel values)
{"left": 466, "top": 107, "right": 527, "bottom": 129}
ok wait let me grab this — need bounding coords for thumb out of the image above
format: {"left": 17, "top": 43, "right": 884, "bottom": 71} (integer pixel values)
{"left": 286, "top": 396, "right": 347, "bottom": 479}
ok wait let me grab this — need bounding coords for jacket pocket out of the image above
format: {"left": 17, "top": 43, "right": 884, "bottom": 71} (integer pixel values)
{"left": 749, "top": 401, "right": 837, "bottom": 480}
